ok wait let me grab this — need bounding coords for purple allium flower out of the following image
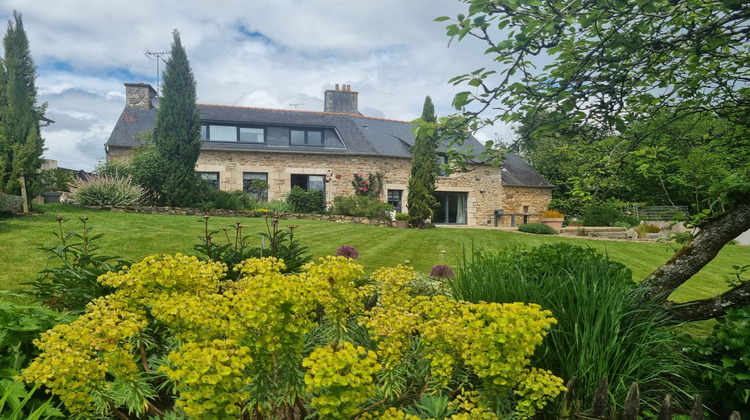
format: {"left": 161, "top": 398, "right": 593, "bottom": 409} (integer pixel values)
{"left": 336, "top": 245, "right": 360, "bottom": 259}
{"left": 430, "top": 265, "right": 455, "bottom": 279}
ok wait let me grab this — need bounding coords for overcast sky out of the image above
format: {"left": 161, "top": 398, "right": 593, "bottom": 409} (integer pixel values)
{"left": 0, "top": 1, "right": 509, "bottom": 171}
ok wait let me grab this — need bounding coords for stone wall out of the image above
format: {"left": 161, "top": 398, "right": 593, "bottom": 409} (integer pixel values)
{"left": 86, "top": 205, "right": 395, "bottom": 227}
{"left": 498, "top": 186, "right": 553, "bottom": 227}
{"left": 195, "top": 150, "right": 509, "bottom": 227}
{"left": 105, "top": 148, "right": 551, "bottom": 228}
{"left": 106, "top": 146, "right": 132, "bottom": 162}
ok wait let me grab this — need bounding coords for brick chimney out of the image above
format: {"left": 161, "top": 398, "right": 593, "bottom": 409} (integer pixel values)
{"left": 124, "top": 83, "right": 157, "bottom": 110}
{"left": 324, "top": 84, "right": 360, "bottom": 115}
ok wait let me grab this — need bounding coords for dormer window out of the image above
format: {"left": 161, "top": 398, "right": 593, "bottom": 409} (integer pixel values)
{"left": 290, "top": 129, "right": 323, "bottom": 146}
{"left": 202, "top": 124, "right": 265, "bottom": 143}
{"left": 240, "top": 127, "right": 264, "bottom": 143}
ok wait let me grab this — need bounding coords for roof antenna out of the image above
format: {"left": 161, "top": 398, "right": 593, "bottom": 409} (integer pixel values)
{"left": 144, "top": 49, "right": 170, "bottom": 95}
{"left": 289, "top": 103, "right": 304, "bottom": 110}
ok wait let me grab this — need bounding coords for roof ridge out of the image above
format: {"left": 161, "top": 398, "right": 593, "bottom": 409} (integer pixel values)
{"left": 195, "top": 103, "right": 412, "bottom": 124}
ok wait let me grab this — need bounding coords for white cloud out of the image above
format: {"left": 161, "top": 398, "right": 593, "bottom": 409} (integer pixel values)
{"left": 0, "top": 0, "right": 510, "bottom": 171}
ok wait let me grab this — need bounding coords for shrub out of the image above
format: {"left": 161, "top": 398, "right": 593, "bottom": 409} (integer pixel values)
{"left": 582, "top": 201, "right": 622, "bottom": 226}
{"left": 20, "top": 254, "right": 566, "bottom": 419}
{"left": 249, "top": 198, "right": 294, "bottom": 214}
{"left": 518, "top": 223, "right": 557, "bottom": 234}
{"left": 38, "top": 168, "right": 74, "bottom": 192}
{"left": 644, "top": 223, "right": 661, "bottom": 233}
{"left": 199, "top": 189, "right": 254, "bottom": 211}
{"left": 68, "top": 174, "right": 147, "bottom": 206}
{"left": 286, "top": 186, "right": 325, "bottom": 213}
{"left": 616, "top": 214, "right": 641, "bottom": 227}
{"left": 0, "top": 193, "right": 23, "bottom": 215}
{"left": 683, "top": 307, "right": 750, "bottom": 417}
{"left": 94, "top": 159, "right": 132, "bottom": 178}
{"left": 394, "top": 212, "right": 409, "bottom": 221}
{"left": 447, "top": 243, "right": 693, "bottom": 413}
{"left": 331, "top": 195, "right": 393, "bottom": 219}
{"left": 633, "top": 223, "right": 661, "bottom": 238}
{"left": 161, "top": 166, "right": 204, "bottom": 208}
{"left": 548, "top": 197, "right": 585, "bottom": 219}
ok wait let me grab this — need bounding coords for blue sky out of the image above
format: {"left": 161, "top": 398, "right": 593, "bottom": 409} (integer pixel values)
{"left": 0, "top": 0, "right": 506, "bottom": 171}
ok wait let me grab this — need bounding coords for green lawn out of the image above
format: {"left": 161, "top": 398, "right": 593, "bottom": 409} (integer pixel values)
{"left": 1, "top": 203, "right": 747, "bottom": 306}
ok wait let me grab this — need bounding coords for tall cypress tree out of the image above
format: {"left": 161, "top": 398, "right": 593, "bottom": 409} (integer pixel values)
{"left": 0, "top": 11, "right": 45, "bottom": 199}
{"left": 407, "top": 96, "right": 439, "bottom": 227}
{"left": 153, "top": 29, "right": 201, "bottom": 207}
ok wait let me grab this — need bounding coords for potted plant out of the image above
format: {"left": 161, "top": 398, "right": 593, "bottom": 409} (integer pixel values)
{"left": 394, "top": 212, "right": 409, "bottom": 229}
{"left": 540, "top": 209, "right": 565, "bottom": 232}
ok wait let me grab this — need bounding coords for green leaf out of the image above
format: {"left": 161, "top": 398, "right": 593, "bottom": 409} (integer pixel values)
{"left": 453, "top": 91, "right": 472, "bottom": 109}
{"left": 434, "top": 16, "right": 451, "bottom": 22}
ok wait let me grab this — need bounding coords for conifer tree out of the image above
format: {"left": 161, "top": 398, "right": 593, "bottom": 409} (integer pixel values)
{"left": 0, "top": 11, "right": 45, "bottom": 199}
{"left": 407, "top": 96, "right": 439, "bottom": 227}
{"left": 153, "top": 29, "right": 201, "bottom": 207}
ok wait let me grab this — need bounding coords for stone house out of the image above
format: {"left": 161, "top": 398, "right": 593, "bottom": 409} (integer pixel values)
{"left": 104, "top": 83, "right": 552, "bottom": 227}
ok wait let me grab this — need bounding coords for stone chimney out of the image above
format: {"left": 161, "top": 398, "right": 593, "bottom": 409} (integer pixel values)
{"left": 124, "top": 83, "right": 157, "bottom": 110}
{"left": 324, "top": 84, "right": 360, "bottom": 115}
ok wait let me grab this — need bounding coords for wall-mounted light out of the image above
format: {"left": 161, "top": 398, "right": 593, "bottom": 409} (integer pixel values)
{"left": 479, "top": 189, "right": 486, "bottom": 193}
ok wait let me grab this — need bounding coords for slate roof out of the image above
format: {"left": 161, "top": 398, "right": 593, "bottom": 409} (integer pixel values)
{"left": 501, "top": 153, "right": 554, "bottom": 188}
{"left": 105, "top": 103, "right": 552, "bottom": 188}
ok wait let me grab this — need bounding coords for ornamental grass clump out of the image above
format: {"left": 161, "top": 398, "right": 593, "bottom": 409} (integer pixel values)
{"left": 448, "top": 243, "right": 695, "bottom": 413}
{"left": 68, "top": 173, "right": 148, "bottom": 206}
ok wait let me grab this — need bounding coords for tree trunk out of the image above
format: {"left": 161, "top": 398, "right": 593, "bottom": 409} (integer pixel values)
{"left": 638, "top": 199, "right": 750, "bottom": 322}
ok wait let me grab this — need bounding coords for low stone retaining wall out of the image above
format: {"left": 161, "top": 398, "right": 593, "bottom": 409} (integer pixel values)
{"left": 85, "top": 205, "right": 395, "bottom": 227}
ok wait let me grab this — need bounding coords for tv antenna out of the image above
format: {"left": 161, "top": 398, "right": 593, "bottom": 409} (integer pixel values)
{"left": 289, "top": 103, "right": 304, "bottom": 110}
{"left": 144, "top": 49, "right": 170, "bottom": 95}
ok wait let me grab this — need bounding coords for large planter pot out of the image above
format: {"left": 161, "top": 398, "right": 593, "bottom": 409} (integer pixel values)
{"left": 540, "top": 217, "right": 564, "bottom": 232}
{"left": 394, "top": 220, "right": 408, "bottom": 229}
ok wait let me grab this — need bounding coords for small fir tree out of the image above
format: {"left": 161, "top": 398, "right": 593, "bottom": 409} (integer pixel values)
{"left": 0, "top": 11, "right": 46, "bottom": 201}
{"left": 407, "top": 96, "right": 439, "bottom": 227}
{"left": 153, "top": 29, "right": 202, "bottom": 207}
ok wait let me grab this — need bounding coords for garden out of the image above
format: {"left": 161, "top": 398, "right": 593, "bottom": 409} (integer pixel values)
{"left": 2, "top": 134, "right": 748, "bottom": 419}
{"left": 1, "top": 199, "right": 749, "bottom": 419}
